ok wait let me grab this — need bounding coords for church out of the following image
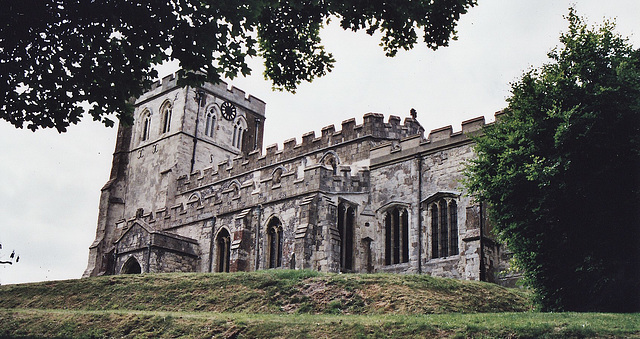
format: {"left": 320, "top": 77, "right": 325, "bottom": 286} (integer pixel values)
{"left": 84, "top": 74, "right": 513, "bottom": 284}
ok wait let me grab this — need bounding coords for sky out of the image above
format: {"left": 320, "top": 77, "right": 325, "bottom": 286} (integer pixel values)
{"left": 1, "top": 0, "right": 639, "bottom": 285}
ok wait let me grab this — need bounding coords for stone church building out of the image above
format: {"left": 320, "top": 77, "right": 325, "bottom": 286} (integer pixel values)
{"left": 84, "top": 74, "right": 511, "bottom": 283}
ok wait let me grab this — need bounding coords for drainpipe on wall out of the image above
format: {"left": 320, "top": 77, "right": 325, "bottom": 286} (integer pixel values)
{"left": 190, "top": 89, "right": 206, "bottom": 174}
{"left": 209, "top": 216, "right": 217, "bottom": 272}
{"left": 417, "top": 155, "right": 423, "bottom": 274}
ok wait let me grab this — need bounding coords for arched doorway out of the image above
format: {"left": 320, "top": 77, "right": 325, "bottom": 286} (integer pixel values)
{"left": 122, "top": 257, "right": 142, "bottom": 274}
{"left": 216, "top": 228, "right": 231, "bottom": 272}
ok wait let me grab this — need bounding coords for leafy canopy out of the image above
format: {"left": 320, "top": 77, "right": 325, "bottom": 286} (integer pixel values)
{"left": 0, "top": 0, "right": 476, "bottom": 132}
{"left": 465, "top": 9, "right": 640, "bottom": 312}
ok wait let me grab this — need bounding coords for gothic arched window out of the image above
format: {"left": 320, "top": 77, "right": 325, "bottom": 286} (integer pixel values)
{"left": 232, "top": 118, "right": 247, "bottom": 149}
{"left": 338, "top": 203, "right": 355, "bottom": 271}
{"left": 205, "top": 107, "right": 216, "bottom": 138}
{"left": 216, "top": 228, "right": 231, "bottom": 273}
{"left": 266, "top": 217, "right": 283, "bottom": 268}
{"left": 160, "top": 101, "right": 172, "bottom": 134}
{"left": 384, "top": 206, "right": 409, "bottom": 265}
{"left": 430, "top": 199, "right": 459, "bottom": 258}
{"left": 141, "top": 110, "right": 151, "bottom": 142}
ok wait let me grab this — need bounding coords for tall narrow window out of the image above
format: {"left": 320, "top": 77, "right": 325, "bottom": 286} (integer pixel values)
{"left": 431, "top": 199, "right": 459, "bottom": 258}
{"left": 205, "top": 108, "right": 215, "bottom": 137}
{"left": 267, "top": 218, "right": 283, "bottom": 268}
{"left": 233, "top": 118, "right": 247, "bottom": 149}
{"left": 384, "top": 206, "right": 409, "bottom": 265}
{"left": 161, "top": 101, "right": 172, "bottom": 134}
{"left": 141, "top": 113, "right": 151, "bottom": 141}
{"left": 216, "top": 229, "right": 231, "bottom": 272}
{"left": 338, "top": 203, "right": 355, "bottom": 271}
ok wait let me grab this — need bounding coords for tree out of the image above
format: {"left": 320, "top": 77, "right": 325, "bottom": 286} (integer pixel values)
{"left": 464, "top": 9, "right": 640, "bottom": 312}
{"left": 0, "top": 0, "right": 475, "bottom": 132}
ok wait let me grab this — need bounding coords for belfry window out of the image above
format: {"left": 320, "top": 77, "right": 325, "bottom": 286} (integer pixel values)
{"left": 216, "top": 228, "right": 231, "bottom": 273}
{"left": 431, "top": 199, "right": 459, "bottom": 258}
{"left": 267, "top": 218, "right": 283, "bottom": 268}
{"left": 384, "top": 206, "right": 409, "bottom": 265}
{"left": 205, "top": 108, "right": 216, "bottom": 138}
{"left": 232, "top": 118, "right": 246, "bottom": 149}
{"left": 141, "top": 111, "right": 151, "bottom": 142}
{"left": 338, "top": 203, "right": 355, "bottom": 271}
{"left": 160, "top": 101, "right": 172, "bottom": 134}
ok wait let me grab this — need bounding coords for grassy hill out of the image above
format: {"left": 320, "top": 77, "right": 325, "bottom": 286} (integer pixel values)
{"left": 0, "top": 270, "right": 638, "bottom": 338}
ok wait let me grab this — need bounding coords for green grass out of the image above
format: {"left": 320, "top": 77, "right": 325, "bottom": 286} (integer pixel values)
{"left": 0, "top": 270, "right": 531, "bottom": 314}
{"left": 1, "top": 309, "right": 638, "bottom": 338}
{"left": 1, "top": 271, "right": 637, "bottom": 338}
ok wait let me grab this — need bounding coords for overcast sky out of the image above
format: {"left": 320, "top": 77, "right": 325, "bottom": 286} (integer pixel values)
{"left": 1, "top": 0, "right": 638, "bottom": 285}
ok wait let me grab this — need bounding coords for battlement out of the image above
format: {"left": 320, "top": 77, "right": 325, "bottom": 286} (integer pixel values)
{"left": 370, "top": 113, "right": 497, "bottom": 163}
{"left": 137, "top": 72, "right": 266, "bottom": 115}
{"left": 175, "top": 114, "right": 423, "bottom": 192}
{"left": 129, "top": 162, "right": 369, "bottom": 230}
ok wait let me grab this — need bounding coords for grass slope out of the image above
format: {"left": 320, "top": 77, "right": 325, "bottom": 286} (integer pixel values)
{"left": 0, "top": 270, "right": 529, "bottom": 314}
{"left": 1, "top": 270, "right": 638, "bottom": 338}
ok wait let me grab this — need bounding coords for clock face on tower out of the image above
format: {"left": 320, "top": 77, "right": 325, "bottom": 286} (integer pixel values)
{"left": 221, "top": 101, "right": 237, "bottom": 121}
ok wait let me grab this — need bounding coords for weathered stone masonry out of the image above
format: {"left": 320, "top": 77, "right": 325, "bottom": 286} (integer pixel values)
{"left": 84, "top": 74, "right": 511, "bottom": 284}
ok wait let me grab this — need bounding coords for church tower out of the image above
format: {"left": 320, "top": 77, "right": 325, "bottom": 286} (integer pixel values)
{"left": 84, "top": 74, "right": 265, "bottom": 277}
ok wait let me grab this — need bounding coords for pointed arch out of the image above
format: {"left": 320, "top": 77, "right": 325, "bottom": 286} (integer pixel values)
{"left": 265, "top": 216, "right": 283, "bottom": 268}
{"left": 204, "top": 105, "right": 218, "bottom": 138}
{"left": 233, "top": 116, "right": 247, "bottom": 149}
{"left": 121, "top": 257, "right": 141, "bottom": 274}
{"left": 160, "top": 100, "right": 173, "bottom": 134}
{"left": 215, "top": 228, "right": 231, "bottom": 272}
{"left": 140, "top": 108, "right": 151, "bottom": 142}
{"left": 338, "top": 202, "right": 355, "bottom": 271}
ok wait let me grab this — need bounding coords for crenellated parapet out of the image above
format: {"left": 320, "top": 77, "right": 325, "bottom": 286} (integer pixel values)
{"left": 137, "top": 73, "right": 266, "bottom": 115}
{"left": 176, "top": 114, "right": 422, "bottom": 193}
{"left": 370, "top": 115, "right": 495, "bottom": 165}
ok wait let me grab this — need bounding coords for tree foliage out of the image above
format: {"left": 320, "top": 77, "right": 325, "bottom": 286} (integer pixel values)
{"left": 465, "top": 9, "right": 640, "bottom": 312}
{"left": 0, "top": 0, "right": 475, "bottom": 132}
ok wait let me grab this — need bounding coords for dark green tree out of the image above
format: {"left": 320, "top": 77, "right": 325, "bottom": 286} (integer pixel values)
{"left": 465, "top": 9, "right": 640, "bottom": 312}
{"left": 0, "top": 0, "right": 475, "bottom": 132}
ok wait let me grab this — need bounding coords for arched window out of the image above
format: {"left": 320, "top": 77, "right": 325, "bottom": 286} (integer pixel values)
{"left": 384, "top": 206, "right": 409, "bottom": 265}
{"left": 122, "top": 257, "right": 141, "bottom": 274}
{"left": 232, "top": 117, "right": 247, "bottom": 149}
{"left": 216, "top": 228, "right": 231, "bottom": 273}
{"left": 338, "top": 203, "right": 355, "bottom": 271}
{"left": 430, "top": 199, "right": 459, "bottom": 258}
{"left": 160, "top": 101, "right": 172, "bottom": 134}
{"left": 141, "top": 110, "right": 151, "bottom": 142}
{"left": 267, "top": 217, "right": 283, "bottom": 268}
{"left": 205, "top": 107, "right": 216, "bottom": 138}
